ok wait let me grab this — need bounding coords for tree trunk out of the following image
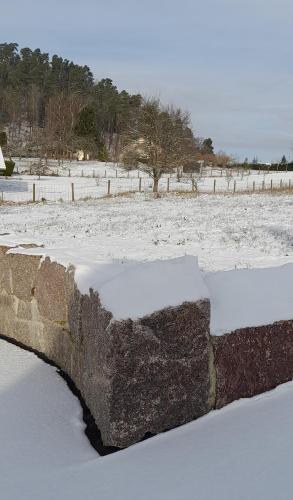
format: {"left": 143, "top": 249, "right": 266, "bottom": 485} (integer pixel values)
{"left": 153, "top": 176, "right": 159, "bottom": 193}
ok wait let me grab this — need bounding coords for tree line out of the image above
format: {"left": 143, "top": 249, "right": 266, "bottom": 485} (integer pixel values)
{"left": 0, "top": 42, "right": 220, "bottom": 180}
{"left": 0, "top": 43, "right": 142, "bottom": 160}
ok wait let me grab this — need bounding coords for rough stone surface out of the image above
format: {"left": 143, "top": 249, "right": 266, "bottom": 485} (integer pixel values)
{"left": 213, "top": 320, "right": 293, "bottom": 408}
{"left": 104, "top": 300, "right": 211, "bottom": 447}
{"left": 35, "top": 258, "right": 75, "bottom": 324}
{"left": 0, "top": 246, "right": 212, "bottom": 448}
{"left": 8, "top": 253, "right": 41, "bottom": 301}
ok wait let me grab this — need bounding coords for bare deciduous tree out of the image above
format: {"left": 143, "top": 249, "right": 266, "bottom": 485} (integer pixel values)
{"left": 120, "top": 98, "right": 198, "bottom": 193}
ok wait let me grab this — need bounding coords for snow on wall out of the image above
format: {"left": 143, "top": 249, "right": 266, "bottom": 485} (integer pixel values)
{"left": 6, "top": 241, "right": 209, "bottom": 320}
{"left": 2, "top": 235, "right": 293, "bottom": 329}
{"left": 95, "top": 256, "right": 209, "bottom": 320}
{"left": 206, "top": 264, "right": 293, "bottom": 336}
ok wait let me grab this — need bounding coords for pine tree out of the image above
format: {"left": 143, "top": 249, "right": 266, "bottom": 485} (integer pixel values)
{"left": 202, "top": 138, "right": 214, "bottom": 155}
{"left": 74, "top": 106, "right": 97, "bottom": 139}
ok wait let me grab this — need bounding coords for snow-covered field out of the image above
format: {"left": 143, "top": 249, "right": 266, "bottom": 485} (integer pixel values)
{"left": 0, "top": 159, "right": 292, "bottom": 202}
{"left": 1, "top": 161, "right": 293, "bottom": 499}
{"left": 2, "top": 337, "right": 293, "bottom": 500}
{"left": 0, "top": 192, "right": 292, "bottom": 271}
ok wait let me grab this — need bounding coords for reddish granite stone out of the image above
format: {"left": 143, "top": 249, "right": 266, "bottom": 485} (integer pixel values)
{"left": 104, "top": 300, "right": 212, "bottom": 447}
{"left": 213, "top": 320, "right": 293, "bottom": 409}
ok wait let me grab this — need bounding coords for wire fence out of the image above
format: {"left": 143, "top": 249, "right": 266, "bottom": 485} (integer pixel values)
{"left": 1, "top": 172, "right": 293, "bottom": 203}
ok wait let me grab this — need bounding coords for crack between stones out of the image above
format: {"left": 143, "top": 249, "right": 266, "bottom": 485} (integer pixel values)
{"left": 208, "top": 334, "right": 217, "bottom": 410}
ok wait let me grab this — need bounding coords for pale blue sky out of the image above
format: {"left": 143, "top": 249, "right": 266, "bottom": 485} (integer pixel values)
{"left": 2, "top": 0, "right": 293, "bottom": 161}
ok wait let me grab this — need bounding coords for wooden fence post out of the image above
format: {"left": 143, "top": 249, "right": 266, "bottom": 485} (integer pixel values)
{"left": 71, "top": 183, "right": 75, "bottom": 202}
{"left": 253, "top": 181, "right": 255, "bottom": 192}
{"left": 107, "top": 179, "right": 111, "bottom": 195}
{"left": 213, "top": 179, "right": 216, "bottom": 193}
{"left": 271, "top": 179, "right": 273, "bottom": 191}
{"left": 192, "top": 178, "right": 197, "bottom": 192}
{"left": 167, "top": 177, "right": 170, "bottom": 193}
{"left": 233, "top": 180, "right": 236, "bottom": 193}
{"left": 32, "top": 183, "right": 36, "bottom": 202}
{"left": 139, "top": 177, "right": 142, "bottom": 193}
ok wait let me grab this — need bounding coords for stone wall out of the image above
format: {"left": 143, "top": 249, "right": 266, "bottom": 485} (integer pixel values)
{"left": 1, "top": 244, "right": 293, "bottom": 449}
{"left": 0, "top": 245, "right": 212, "bottom": 448}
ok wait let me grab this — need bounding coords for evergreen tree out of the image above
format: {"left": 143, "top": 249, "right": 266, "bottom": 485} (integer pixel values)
{"left": 74, "top": 106, "right": 97, "bottom": 139}
{"left": 202, "top": 137, "right": 214, "bottom": 155}
{"left": 0, "top": 43, "right": 142, "bottom": 159}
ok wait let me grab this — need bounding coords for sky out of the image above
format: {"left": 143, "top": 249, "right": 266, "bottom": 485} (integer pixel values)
{"left": 2, "top": 0, "right": 293, "bottom": 162}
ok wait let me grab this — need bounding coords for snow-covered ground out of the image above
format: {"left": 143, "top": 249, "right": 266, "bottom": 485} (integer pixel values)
{"left": 0, "top": 159, "right": 292, "bottom": 202}
{"left": 2, "top": 337, "right": 293, "bottom": 500}
{"left": 0, "top": 192, "right": 292, "bottom": 271}
{"left": 1, "top": 161, "right": 293, "bottom": 499}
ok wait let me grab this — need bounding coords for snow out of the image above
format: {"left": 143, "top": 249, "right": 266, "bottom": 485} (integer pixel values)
{"left": 0, "top": 340, "right": 96, "bottom": 473}
{"left": 1, "top": 190, "right": 292, "bottom": 322}
{"left": 6, "top": 239, "right": 293, "bottom": 328}
{"left": 0, "top": 158, "right": 292, "bottom": 201}
{"left": 58, "top": 255, "right": 208, "bottom": 320}
{"left": 0, "top": 146, "right": 5, "bottom": 170}
{"left": 206, "top": 263, "right": 293, "bottom": 336}
{"left": 0, "top": 193, "right": 292, "bottom": 272}
{"left": 5, "top": 246, "right": 207, "bottom": 319}
{"left": 97, "top": 256, "right": 208, "bottom": 320}
{"left": 7, "top": 240, "right": 293, "bottom": 327}
{"left": 3, "top": 337, "right": 293, "bottom": 499}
